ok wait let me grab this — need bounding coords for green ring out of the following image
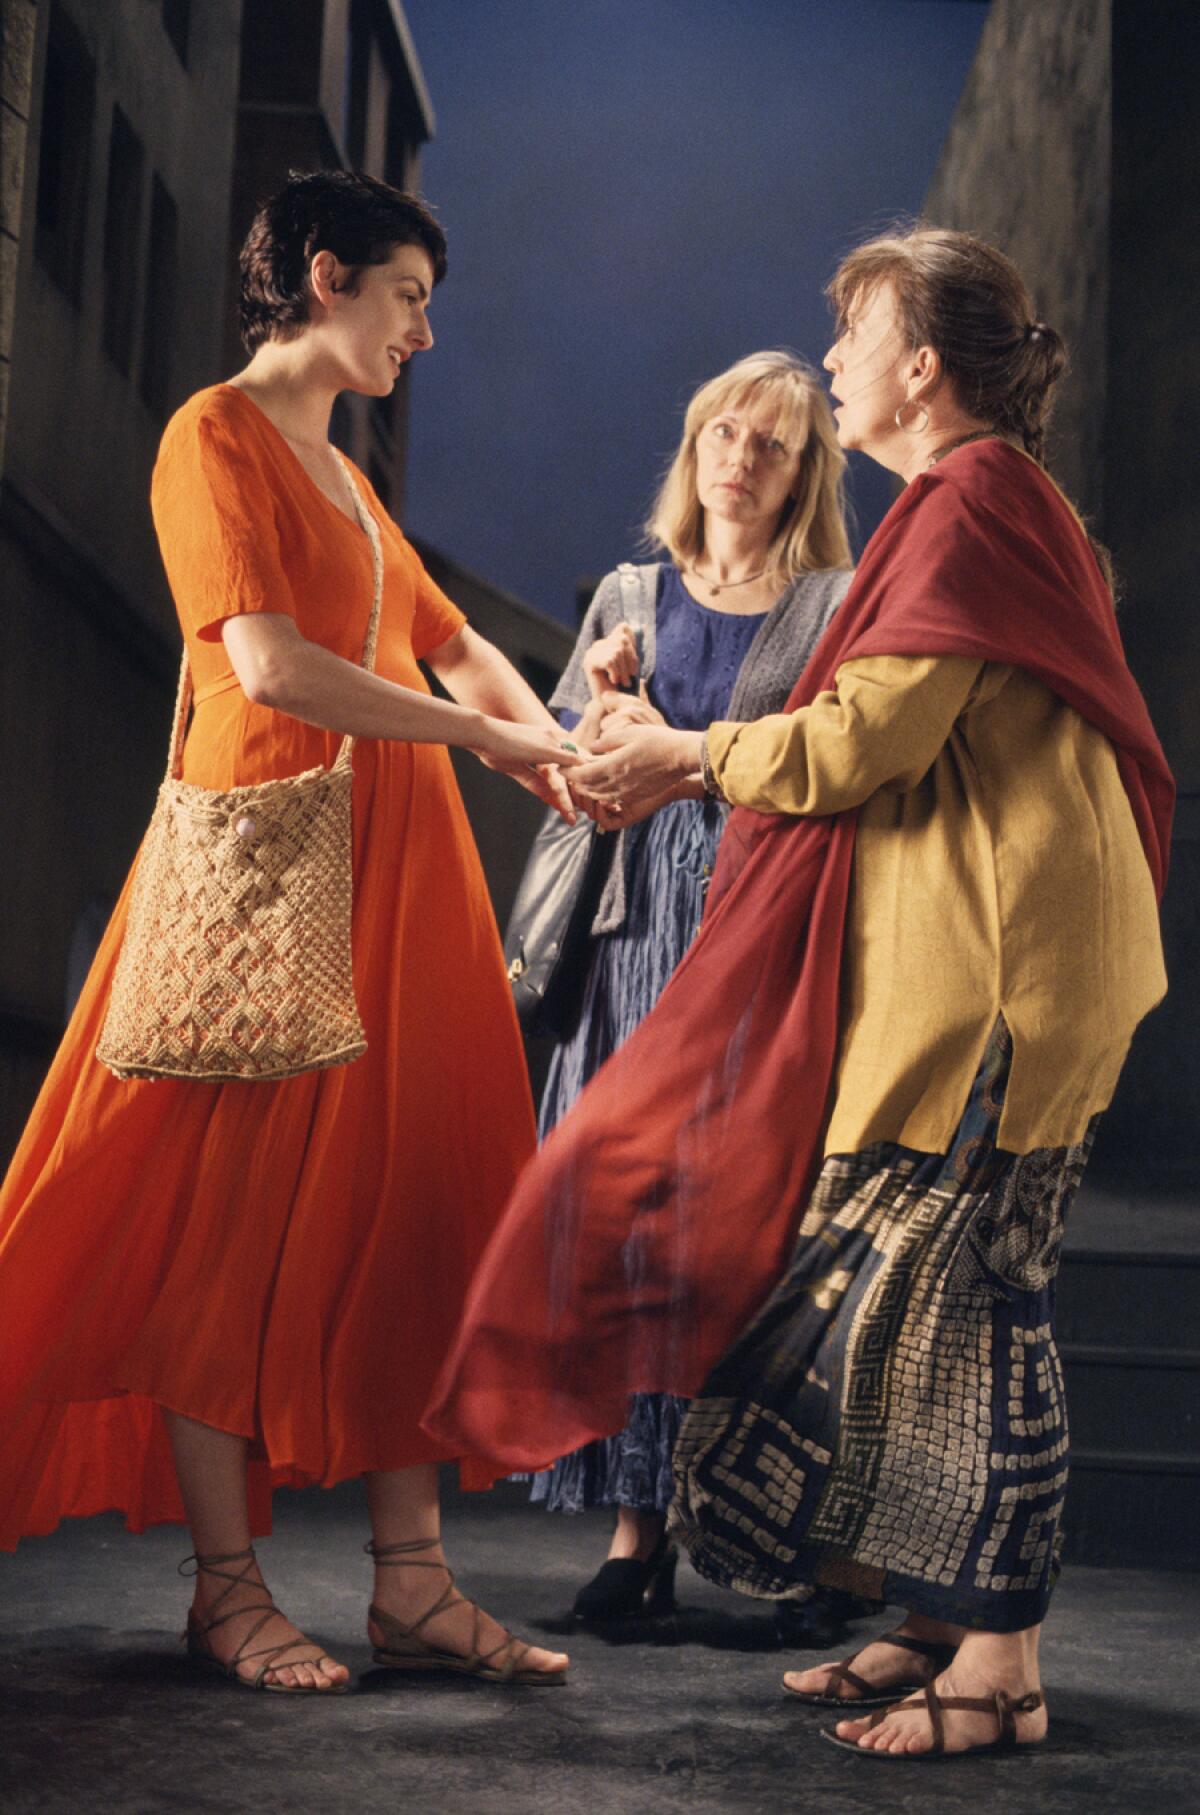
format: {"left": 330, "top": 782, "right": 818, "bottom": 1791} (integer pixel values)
{"left": 559, "top": 740, "right": 579, "bottom": 754}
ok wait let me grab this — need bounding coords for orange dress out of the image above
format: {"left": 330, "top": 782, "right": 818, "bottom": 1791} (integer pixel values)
{"left": 0, "top": 385, "right": 536, "bottom": 1548}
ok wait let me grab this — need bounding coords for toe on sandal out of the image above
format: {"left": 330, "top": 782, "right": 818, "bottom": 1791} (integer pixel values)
{"left": 365, "top": 1538, "right": 568, "bottom": 1688}
{"left": 783, "top": 1631, "right": 958, "bottom": 1709}
{"left": 820, "top": 1681, "right": 1046, "bottom": 1761}
{"left": 182, "top": 1547, "right": 349, "bottom": 1695}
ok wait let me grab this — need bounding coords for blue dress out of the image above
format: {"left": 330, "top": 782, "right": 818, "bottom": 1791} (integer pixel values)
{"left": 532, "top": 566, "right": 767, "bottom": 1513}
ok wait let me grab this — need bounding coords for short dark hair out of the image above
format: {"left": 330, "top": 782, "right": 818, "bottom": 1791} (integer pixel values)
{"left": 238, "top": 169, "right": 447, "bottom": 352}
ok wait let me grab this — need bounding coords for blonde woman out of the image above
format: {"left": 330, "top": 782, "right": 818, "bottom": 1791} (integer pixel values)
{"left": 528, "top": 352, "right": 854, "bottom": 1623}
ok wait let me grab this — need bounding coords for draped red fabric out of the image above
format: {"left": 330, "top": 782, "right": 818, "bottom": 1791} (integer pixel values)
{"left": 424, "top": 442, "right": 1174, "bottom": 1472}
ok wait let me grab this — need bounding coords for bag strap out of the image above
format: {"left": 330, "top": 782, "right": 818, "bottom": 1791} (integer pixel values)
{"left": 615, "top": 561, "right": 659, "bottom": 681}
{"left": 163, "top": 451, "right": 385, "bottom": 784}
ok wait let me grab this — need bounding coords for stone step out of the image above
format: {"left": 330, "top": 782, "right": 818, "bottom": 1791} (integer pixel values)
{"left": 1057, "top": 1255, "right": 1200, "bottom": 1350}
{"left": 1059, "top": 1185, "right": 1200, "bottom": 1350}
{"left": 1063, "top": 1450, "right": 1200, "bottom": 1568}
{"left": 1061, "top": 1345, "right": 1200, "bottom": 1456}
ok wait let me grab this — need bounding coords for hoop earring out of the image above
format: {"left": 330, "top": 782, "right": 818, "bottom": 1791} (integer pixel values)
{"left": 895, "top": 400, "right": 930, "bottom": 434}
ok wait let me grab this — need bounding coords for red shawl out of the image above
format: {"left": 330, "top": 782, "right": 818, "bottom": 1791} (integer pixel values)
{"left": 424, "top": 442, "right": 1173, "bottom": 1472}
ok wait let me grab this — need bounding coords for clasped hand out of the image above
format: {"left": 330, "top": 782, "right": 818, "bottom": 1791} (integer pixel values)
{"left": 568, "top": 690, "right": 703, "bottom": 830}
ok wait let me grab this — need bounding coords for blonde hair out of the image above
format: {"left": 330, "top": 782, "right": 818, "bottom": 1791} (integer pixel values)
{"left": 645, "top": 351, "right": 852, "bottom": 579}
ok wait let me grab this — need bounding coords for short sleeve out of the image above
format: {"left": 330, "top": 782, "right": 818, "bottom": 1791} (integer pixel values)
{"left": 409, "top": 557, "right": 468, "bottom": 661}
{"left": 150, "top": 400, "right": 296, "bottom": 642}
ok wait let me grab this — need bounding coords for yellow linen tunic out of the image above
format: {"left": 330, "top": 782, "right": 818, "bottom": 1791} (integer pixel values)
{"left": 706, "top": 654, "right": 1166, "bottom": 1157}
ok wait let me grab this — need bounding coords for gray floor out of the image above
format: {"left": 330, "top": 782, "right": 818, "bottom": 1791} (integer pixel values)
{"left": 2, "top": 1479, "right": 1198, "bottom": 1814}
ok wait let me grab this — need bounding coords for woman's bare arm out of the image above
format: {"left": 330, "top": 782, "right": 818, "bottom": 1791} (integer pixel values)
{"left": 425, "top": 626, "right": 560, "bottom": 734}
{"left": 426, "top": 625, "right": 580, "bottom": 816}
{"left": 219, "top": 613, "right": 578, "bottom": 810}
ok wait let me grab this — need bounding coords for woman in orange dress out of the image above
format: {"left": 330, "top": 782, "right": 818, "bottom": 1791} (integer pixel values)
{"left": 0, "top": 171, "right": 575, "bottom": 1691}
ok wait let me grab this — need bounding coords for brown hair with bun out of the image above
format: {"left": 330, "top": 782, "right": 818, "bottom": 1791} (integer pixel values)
{"left": 827, "top": 225, "right": 1066, "bottom": 465}
{"left": 827, "top": 224, "right": 1117, "bottom": 589}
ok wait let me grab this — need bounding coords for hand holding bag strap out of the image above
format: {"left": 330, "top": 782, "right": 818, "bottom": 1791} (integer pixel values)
{"left": 615, "top": 561, "right": 659, "bottom": 684}
{"left": 162, "top": 451, "right": 385, "bottom": 787}
{"left": 504, "top": 563, "right": 658, "bottom": 1028}
{"left": 593, "top": 564, "right": 660, "bottom": 937}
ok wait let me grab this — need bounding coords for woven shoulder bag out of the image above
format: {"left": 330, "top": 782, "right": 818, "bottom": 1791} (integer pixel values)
{"left": 97, "top": 454, "right": 383, "bottom": 1083}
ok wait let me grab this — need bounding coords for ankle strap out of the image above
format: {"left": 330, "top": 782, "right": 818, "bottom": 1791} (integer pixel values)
{"left": 364, "top": 1537, "right": 442, "bottom": 1564}
{"left": 178, "top": 1546, "right": 256, "bottom": 1579}
{"left": 883, "top": 1633, "right": 957, "bottom": 1662}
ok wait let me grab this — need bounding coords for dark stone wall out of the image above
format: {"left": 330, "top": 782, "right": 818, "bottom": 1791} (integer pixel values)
{"left": 1100, "top": 2, "right": 1200, "bottom": 1183}
{"left": 0, "top": 0, "right": 241, "bottom": 1164}
{"left": 924, "top": 0, "right": 1198, "bottom": 1188}
{"left": 1106, "top": 3, "right": 1200, "bottom": 789}
{"left": 925, "top": 0, "right": 1111, "bottom": 520}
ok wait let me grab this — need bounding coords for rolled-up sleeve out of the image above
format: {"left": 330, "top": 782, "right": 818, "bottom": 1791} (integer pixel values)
{"left": 706, "top": 654, "right": 988, "bottom": 815}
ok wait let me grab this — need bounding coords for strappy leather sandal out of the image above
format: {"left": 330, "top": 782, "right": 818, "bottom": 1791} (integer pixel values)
{"left": 365, "top": 1538, "right": 568, "bottom": 1687}
{"left": 181, "top": 1547, "right": 349, "bottom": 1694}
{"left": 821, "top": 1681, "right": 1046, "bottom": 1760}
{"left": 783, "top": 1631, "right": 958, "bottom": 1708}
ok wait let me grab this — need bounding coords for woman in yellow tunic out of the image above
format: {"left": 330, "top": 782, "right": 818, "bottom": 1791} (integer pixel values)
{"left": 426, "top": 228, "right": 1172, "bottom": 1755}
{"left": 0, "top": 172, "right": 574, "bottom": 1690}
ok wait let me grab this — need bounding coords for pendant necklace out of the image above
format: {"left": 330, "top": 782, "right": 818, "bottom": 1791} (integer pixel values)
{"left": 925, "top": 429, "right": 1002, "bottom": 469}
{"left": 687, "top": 564, "right": 769, "bottom": 599}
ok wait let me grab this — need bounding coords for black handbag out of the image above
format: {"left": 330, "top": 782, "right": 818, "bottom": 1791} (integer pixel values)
{"left": 504, "top": 810, "right": 615, "bottom": 1038}
{"left": 505, "top": 563, "right": 657, "bottom": 1039}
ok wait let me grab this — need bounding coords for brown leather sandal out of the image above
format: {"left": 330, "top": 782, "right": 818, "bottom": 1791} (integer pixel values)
{"left": 821, "top": 1680, "right": 1046, "bottom": 1759}
{"left": 182, "top": 1547, "right": 349, "bottom": 1694}
{"left": 783, "top": 1631, "right": 958, "bottom": 1708}
{"left": 365, "top": 1538, "right": 568, "bottom": 1687}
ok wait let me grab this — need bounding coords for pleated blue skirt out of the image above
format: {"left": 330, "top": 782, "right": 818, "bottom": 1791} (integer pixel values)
{"left": 529, "top": 798, "right": 724, "bottom": 1513}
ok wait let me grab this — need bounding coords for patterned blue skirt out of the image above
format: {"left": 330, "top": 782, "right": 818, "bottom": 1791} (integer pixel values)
{"left": 671, "top": 1018, "right": 1094, "bottom": 1631}
{"left": 528, "top": 798, "right": 725, "bottom": 1514}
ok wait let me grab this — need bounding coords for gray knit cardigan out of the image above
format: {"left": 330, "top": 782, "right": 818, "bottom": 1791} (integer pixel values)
{"left": 550, "top": 561, "right": 854, "bottom": 933}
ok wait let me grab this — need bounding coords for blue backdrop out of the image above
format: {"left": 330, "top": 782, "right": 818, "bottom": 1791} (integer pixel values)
{"left": 400, "top": 0, "right": 989, "bottom": 623}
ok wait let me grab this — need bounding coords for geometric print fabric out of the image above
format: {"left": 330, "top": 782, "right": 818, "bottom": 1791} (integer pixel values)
{"left": 671, "top": 1019, "right": 1093, "bottom": 1633}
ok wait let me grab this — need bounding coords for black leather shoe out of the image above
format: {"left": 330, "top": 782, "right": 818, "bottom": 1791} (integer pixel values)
{"left": 572, "top": 1536, "right": 678, "bottom": 1622}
